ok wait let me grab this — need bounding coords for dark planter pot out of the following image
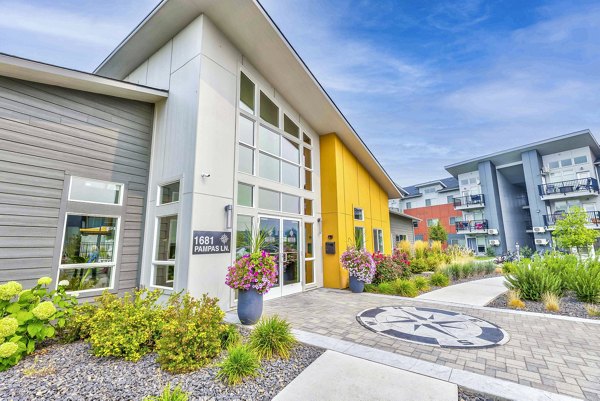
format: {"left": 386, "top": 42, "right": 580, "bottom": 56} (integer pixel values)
{"left": 349, "top": 275, "right": 365, "bottom": 293}
{"left": 237, "top": 287, "right": 263, "bottom": 325}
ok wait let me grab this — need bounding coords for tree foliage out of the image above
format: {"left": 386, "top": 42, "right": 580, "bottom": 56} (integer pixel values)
{"left": 428, "top": 222, "right": 448, "bottom": 243}
{"left": 552, "top": 207, "right": 599, "bottom": 252}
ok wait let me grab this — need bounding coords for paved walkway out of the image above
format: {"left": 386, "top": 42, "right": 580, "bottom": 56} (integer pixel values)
{"left": 263, "top": 289, "right": 600, "bottom": 400}
{"left": 417, "top": 276, "right": 507, "bottom": 306}
{"left": 273, "top": 350, "right": 457, "bottom": 401}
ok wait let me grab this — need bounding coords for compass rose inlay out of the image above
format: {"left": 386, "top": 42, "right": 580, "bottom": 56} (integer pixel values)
{"left": 356, "top": 306, "right": 509, "bottom": 348}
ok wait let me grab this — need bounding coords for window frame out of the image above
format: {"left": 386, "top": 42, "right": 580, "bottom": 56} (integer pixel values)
{"left": 353, "top": 207, "right": 364, "bottom": 221}
{"left": 56, "top": 212, "right": 120, "bottom": 293}
{"left": 151, "top": 214, "right": 179, "bottom": 290}
{"left": 158, "top": 180, "right": 181, "bottom": 206}
{"left": 354, "top": 226, "right": 366, "bottom": 250}
{"left": 68, "top": 176, "right": 124, "bottom": 206}
{"left": 373, "top": 228, "right": 384, "bottom": 253}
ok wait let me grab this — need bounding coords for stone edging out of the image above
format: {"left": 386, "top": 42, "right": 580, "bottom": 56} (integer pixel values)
{"left": 292, "top": 328, "right": 582, "bottom": 401}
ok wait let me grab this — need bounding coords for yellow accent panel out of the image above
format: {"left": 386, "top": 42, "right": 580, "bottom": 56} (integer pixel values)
{"left": 319, "top": 133, "right": 393, "bottom": 289}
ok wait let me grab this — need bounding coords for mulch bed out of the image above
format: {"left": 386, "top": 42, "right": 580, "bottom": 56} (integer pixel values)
{"left": 487, "top": 292, "right": 600, "bottom": 320}
{"left": 0, "top": 335, "right": 324, "bottom": 401}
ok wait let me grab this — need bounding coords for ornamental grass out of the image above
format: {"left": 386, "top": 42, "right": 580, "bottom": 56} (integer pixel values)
{"left": 248, "top": 315, "right": 296, "bottom": 360}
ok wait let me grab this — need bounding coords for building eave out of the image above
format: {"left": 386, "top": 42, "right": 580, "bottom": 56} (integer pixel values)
{"left": 0, "top": 53, "right": 168, "bottom": 103}
{"left": 389, "top": 209, "right": 421, "bottom": 222}
{"left": 445, "top": 129, "right": 599, "bottom": 177}
{"left": 94, "top": 0, "right": 400, "bottom": 198}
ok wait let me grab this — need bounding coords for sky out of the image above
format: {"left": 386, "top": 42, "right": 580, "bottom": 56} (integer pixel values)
{"left": 1, "top": 0, "right": 600, "bottom": 187}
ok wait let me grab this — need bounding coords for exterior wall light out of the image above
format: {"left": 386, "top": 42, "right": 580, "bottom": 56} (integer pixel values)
{"left": 225, "top": 204, "right": 233, "bottom": 229}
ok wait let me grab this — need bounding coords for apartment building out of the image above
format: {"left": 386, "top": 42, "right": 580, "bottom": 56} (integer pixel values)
{"left": 0, "top": 0, "right": 400, "bottom": 309}
{"left": 390, "top": 178, "right": 464, "bottom": 245}
{"left": 392, "top": 130, "right": 600, "bottom": 255}
{"left": 445, "top": 130, "right": 600, "bottom": 255}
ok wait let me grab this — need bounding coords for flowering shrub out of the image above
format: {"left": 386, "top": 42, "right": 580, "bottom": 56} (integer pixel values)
{"left": 0, "top": 278, "right": 77, "bottom": 371}
{"left": 225, "top": 251, "right": 278, "bottom": 295}
{"left": 372, "top": 250, "right": 410, "bottom": 284}
{"left": 340, "top": 246, "right": 376, "bottom": 283}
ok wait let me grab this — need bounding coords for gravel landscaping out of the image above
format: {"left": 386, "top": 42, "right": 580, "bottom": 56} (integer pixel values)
{"left": 487, "top": 293, "right": 600, "bottom": 320}
{"left": 0, "top": 338, "right": 324, "bottom": 401}
{"left": 459, "top": 387, "right": 506, "bottom": 401}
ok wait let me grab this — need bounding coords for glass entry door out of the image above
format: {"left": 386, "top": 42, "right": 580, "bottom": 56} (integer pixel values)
{"left": 259, "top": 216, "right": 302, "bottom": 299}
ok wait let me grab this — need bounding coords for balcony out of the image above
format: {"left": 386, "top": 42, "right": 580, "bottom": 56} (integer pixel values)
{"left": 538, "top": 178, "right": 599, "bottom": 201}
{"left": 543, "top": 211, "right": 600, "bottom": 228}
{"left": 455, "top": 219, "right": 489, "bottom": 234}
{"left": 453, "top": 194, "right": 485, "bottom": 210}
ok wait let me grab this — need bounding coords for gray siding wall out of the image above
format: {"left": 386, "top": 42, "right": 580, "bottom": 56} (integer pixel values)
{"left": 390, "top": 214, "right": 415, "bottom": 245}
{"left": 0, "top": 76, "right": 153, "bottom": 293}
{"left": 478, "top": 161, "right": 507, "bottom": 254}
{"left": 522, "top": 150, "right": 553, "bottom": 251}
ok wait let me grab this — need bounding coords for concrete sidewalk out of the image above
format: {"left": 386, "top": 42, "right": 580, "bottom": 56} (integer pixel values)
{"left": 416, "top": 276, "right": 507, "bottom": 306}
{"left": 273, "top": 350, "right": 458, "bottom": 401}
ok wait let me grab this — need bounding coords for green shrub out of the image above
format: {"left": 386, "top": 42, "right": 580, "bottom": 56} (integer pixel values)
{"left": 502, "top": 261, "right": 517, "bottom": 274}
{"left": 446, "top": 264, "right": 462, "bottom": 280}
{"left": 485, "top": 247, "right": 496, "bottom": 257}
{"left": 569, "top": 261, "right": 600, "bottom": 303}
{"left": 144, "top": 384, "right": 190, "bottom": 401}
{"left": 412, "top": 276, "right": 430, "bottom": 292}
{"left": 520, "top": 245, "right": 534, "bottom": 259}
{"left": 364, "top": 283, "right": 378, "bottom": 293}
{"left": 392, "top": 279, "right": 418, "bottom": 297}
{"left": 376, "top": 282, "right": 395, "bottom": 294}
{"left": 87, "top": 289, "right": 164, "bottom": 361}
{"left": 542, "top": 252, "right": 577, "bottom": 292}
{"left": 249, "top": 315, "right": 296, "bottom": 359}
{"left": 460, "top": 262, "right": 475, "bottom": 278}
{"left": 156, "top": 293, "right": 225, "bottom": 373}
{"left": 482, "top": 262, "right": 496, "bottom": 275}
{"left": 60, "top": 303, "right": 97, "bottom": 343}
{"left": 409, "top": 258, "right": 429, "bottom": 274}
{"left": 425, "top": 254, "right": 444, "bottom": 270}
{"left": 504, "top": 262, "right": 562, "bottom": 301}
{"left": 220, "top": 323, "right": 241, "bottom": 349}
{"left": 1, "top": 278, "right": 77, "bottom": 372}
{"left": 430, "top": 272, "right": 450, "bottom": 287}
{"left": 217, "top": 343, "right": 260, "bottom": 385}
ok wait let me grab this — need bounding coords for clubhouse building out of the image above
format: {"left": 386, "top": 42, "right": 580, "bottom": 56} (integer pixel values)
{"left": 0, "top": 0, "right": 400, "bottom": 309}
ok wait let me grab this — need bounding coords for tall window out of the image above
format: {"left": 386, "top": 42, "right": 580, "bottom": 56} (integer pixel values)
{"left": 447, "top": 195, "right": 454, "bottom": 204}
{"left": 159, "top": 181, "right": 180, "bottom": 204}
{"left": 59, "top": 176, "right": 124, "bottom": 292}
{"left": 425, "top": 199, "right": 432, "bottom": 207}
{"left": 354, "top": 227, "right": 365, "bottom": 249}
{"left": 373, "top": 229, "right": 384, "bottom": 253}
{"left": 152, "top": 215, "right": 178, "bottom": 289}
{"left": 58, "top": 215, "right": 118, "bottom": 292}
{"left": 354, "top": 207, "right": 364, "bottom": 220}
{"left": 405, "top": 202, "right": 412, "bottom": 209}
{"left": 238, "top": 72, "right": 313, "bottom": 191}
{"left": 427, "top": 218, "right": 439, "bottom": 227}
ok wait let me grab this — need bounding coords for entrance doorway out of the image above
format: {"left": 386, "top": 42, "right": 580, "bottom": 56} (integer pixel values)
{"left": 467, "top": 237, "right": 477, "bottom": 253}
{"left": 259, "top": 216, "right": 302, "bottom": 299}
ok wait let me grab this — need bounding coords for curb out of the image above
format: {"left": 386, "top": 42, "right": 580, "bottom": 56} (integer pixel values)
{"left": 291, "top": 328, "right": 582, "bottom": 401}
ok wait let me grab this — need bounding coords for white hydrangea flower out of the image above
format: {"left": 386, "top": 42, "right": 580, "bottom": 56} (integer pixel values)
{"left": 58, "top": 280, "right": 70, "bottom": 287}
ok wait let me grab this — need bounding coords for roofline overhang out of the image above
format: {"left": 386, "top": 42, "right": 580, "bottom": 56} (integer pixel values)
{"left": 94, "top": 0, "right": 400, "bottom": 198}
{"left": 389, "top": 209, "right": 421, "bottom": 222}
{"left": 445, "top": 129, "right": 599, "bottom": 177}
{"left": 0, "top": 53, "right": 168, "bottom": 103}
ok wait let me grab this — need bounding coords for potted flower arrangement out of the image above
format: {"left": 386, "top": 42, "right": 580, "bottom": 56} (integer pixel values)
{"left": 340, "top": 243, "right": 376, "bottom": 293}
{"left": 225, "top": 228, "right": 278, "bottom": 325}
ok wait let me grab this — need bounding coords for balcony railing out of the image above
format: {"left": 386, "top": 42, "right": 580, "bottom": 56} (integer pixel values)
{"left": 538, "top": 178, "right": 599, "bottom": 197}
{"left": 453, "top": 194, "right": 485, "bottom": 208}
{"left": 543, "top": 211, "right": 600, "bottom": 227}
{"left": 455, "top": 219, "right": 489, "bottom": 232}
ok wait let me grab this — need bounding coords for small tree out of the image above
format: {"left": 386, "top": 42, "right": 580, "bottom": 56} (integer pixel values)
{"left": 552, "top": 207, "right": 599, "bottom": 254}
{"left": 428, "top": 222, "right": 448, "bottom": 244}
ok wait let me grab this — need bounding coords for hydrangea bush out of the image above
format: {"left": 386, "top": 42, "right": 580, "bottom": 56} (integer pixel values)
{"left": 340, "top": 246, "right": 376, "bottom": 283}
{"left": 225, "top": 251, "right": 278, "bottom": 294}
{"left": 0, "top": 277, "right": 77, "bottom": 371}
